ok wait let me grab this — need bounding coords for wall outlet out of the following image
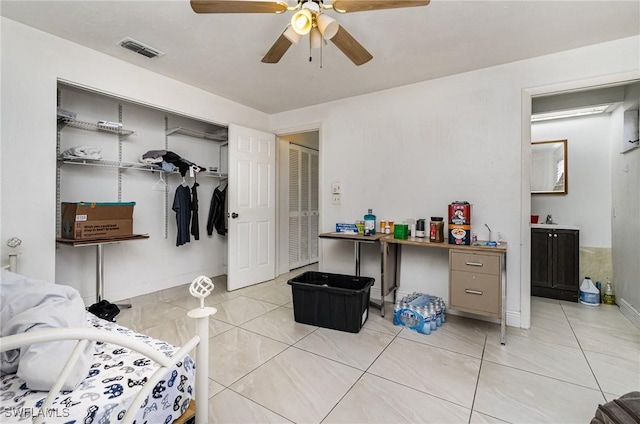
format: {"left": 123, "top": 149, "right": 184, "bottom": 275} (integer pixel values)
{"left": 332, "top": 193, "right": 341, "bottom": 205}
{"left": 331, "top": 182, "right": 341, "bottom": 194}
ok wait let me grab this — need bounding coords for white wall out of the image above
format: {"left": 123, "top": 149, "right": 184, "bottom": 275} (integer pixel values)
{"left": 269, "top": 36, "right": 640, "bottom": 327}
{"left": 531, "top": 114, "right": 612, "bottom": 247}
{"left": 610, "top": 86, "right": 640, "bottom": 325}
{"left": 1, "top": 18, "right": 269, "bottom": 301}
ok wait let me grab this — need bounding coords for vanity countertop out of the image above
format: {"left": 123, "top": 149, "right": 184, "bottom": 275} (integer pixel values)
{"left": 531, "top": 223, "right": 580, "bottom": 230}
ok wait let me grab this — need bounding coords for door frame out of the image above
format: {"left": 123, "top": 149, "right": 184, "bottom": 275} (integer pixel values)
{"left": 520, "top": 70, "right": 640, "bottom": 329}
{"left": 274, "top": 123, "right": 323, "bottom": 277}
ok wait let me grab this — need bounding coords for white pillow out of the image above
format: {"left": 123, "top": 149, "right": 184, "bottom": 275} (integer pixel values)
{"left": 1, "top": 270, "right": 93, "bottom": 391}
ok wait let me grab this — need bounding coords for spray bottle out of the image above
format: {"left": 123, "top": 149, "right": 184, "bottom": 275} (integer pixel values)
{"left": 603, "top": 278, "right": 616, "bottom": 305}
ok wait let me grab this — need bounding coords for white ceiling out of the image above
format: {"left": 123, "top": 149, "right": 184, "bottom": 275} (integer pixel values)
{"left": 2, "top": 0, "right": 639, "bottom": 114}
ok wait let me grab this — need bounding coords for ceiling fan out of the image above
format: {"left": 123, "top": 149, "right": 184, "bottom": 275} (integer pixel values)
{"left": 191, "top": 0, "right": 430, "bottom": 65}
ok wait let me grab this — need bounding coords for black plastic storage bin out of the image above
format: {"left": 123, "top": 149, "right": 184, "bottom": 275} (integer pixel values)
{"left": 288, "top": 271, "right": 375, "bottom": 333}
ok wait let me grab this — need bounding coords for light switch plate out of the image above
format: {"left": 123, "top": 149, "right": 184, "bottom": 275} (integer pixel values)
{"left": 331, "top": 182, "right": 341, "bottom": 194}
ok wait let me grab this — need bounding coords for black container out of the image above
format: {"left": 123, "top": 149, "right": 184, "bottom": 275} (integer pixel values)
{"left": 416, "top": 219, "right": 426, "bottom": 238}
{"left": 288, "top": 271, "right": 375, "bottom": 333}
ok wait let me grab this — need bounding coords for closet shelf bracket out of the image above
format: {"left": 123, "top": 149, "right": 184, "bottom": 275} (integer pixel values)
{"left": 166, "top": 126, "right": 227, "bottom": 141}
{"left": 57, "top": 117, "right": 135, "bottom": 137}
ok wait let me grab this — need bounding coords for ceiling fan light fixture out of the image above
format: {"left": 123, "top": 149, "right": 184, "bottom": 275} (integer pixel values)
{"left": 291, "top": 8, "right": 313, "bottom": 35}
{"left": 316, "top": 13, "right": 338, "bottom": 39}
{"left": 310, "top": 27, "right": 323, "bottom": 49}
{"left": 283, "top": 25, "right": 302, "bottom": 44}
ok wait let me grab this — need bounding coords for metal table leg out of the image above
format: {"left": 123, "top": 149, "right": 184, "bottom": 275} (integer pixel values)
{"left": 381, "top": 241, "right": 402, "bottom": 318}
{"left": 395, "top": 244, "right": 402, "bottom": 300}
{"left": 501, "top": 251, "right": 507, "bottom": 345}
{"left": 379, "top": 240, "right": 385, "bottom": 317}
{"left": 96, "top": 244, "right": 131, "bottom": 309}
{"left": 355, "top": 240, "right": 386, "bottom": 316}
{"left": 96, "top": 244, "right": 104, "bottom": 303}
{"left": 354, "top": 241, "right": 361, "bottom": 276}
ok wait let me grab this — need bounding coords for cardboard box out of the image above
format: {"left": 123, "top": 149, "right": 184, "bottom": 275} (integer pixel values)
{"left": 61, "top": 202, "right": 135, "bottom": 240}
{"left": 335, "top": 223, "right": 358, "bottom": 234}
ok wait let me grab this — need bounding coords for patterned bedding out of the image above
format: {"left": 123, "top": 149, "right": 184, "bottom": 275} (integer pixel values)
{"left": 0, "top": 316, "right": 195, "bottom": 423}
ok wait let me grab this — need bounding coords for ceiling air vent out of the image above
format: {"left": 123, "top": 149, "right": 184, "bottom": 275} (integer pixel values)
{"left": 119, "top": 37, "right": 165, "bottom": 59}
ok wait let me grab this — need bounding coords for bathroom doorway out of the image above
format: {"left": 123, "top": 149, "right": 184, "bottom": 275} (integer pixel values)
{"left": 523, "top": 77, "right": 640, "bottom": 328}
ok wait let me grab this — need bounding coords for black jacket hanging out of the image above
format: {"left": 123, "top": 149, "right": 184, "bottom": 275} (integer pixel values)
{"left": 207, "top": 184, "right": 227, "bottom": 236}
{"left": 191, "top": 181, "right": 200, "bottom": 240}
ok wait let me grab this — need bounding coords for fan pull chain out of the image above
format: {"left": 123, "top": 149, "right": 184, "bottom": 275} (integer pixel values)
{"left": 307, "top": 32, "right": 324, "bottom": 68}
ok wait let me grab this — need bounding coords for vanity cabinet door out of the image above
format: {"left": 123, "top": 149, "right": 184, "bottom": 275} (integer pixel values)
{"left": 531, "top": 228, "right": 579, "bottom": 301}
{"left": 552, "top": 229, "right": 580, "bottom": 293}
{"left": 531, "top": 229, "right": 552, "bottom": 289}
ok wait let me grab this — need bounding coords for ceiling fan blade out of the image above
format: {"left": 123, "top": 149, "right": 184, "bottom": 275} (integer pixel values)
{"left": 261, "top": 33, "right": 293, "bottom": 63}
{"left": 191, "top": 0, "right": 288, "bottom": 14}
{"left": 330, "top": 25, "right": 373, "bottom": 66}
{"left": 332, "top": 0, "right": 429, "bottom": 13}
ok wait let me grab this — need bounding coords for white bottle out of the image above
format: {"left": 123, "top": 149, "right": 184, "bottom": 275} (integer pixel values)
{"left": 579, "top": 277, "right": 600, "bottom": 306}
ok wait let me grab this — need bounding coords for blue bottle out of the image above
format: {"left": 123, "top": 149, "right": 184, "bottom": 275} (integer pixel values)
{"left": 420, "top": 306, "right": 431, "bottom": 335}
{"left": 439, "top": 298, "right": 446, "bottom": 323}
{"left": 429, "top": 304, "right": 437, "bottom": 331}
{"left": 364, "top": 209, "right": 376, "bottom": 235}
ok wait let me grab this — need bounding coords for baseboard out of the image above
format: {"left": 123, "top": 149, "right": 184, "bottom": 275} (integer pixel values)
{"left": 506, "top": 310, "right": 521, "bottom": 328}
{"left": 619, "top": 298, "right": 640, "bottom": 330}
{"left": 85, "top": 265, "right": 226, "bottom": 305}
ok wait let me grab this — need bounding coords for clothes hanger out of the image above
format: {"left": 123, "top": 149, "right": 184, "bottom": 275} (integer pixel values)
{"left": 152, "top": 172, "right": 169, "bottom": 192}
{"left": 185, "top": 164, "right": 201, "bottom": 187}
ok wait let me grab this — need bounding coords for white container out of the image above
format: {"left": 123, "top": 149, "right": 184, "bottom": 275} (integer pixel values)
{"left": 579, "top": 277, "right": 600, "bottom": 306}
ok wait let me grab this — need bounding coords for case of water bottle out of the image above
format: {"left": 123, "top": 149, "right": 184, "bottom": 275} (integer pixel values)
{"left": 393, "top": 292, "right": 446, "bottom": 335}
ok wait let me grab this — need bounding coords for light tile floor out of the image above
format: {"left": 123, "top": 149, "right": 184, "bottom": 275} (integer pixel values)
{"left": 117, "top": 265, "right": 640, "bottom": 423}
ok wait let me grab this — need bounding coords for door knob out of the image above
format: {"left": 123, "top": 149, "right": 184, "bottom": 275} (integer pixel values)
{"left": 231, "top": 212, "right": 239, "bottom": 219}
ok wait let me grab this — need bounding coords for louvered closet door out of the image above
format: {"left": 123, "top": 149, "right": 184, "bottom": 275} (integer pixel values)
{"left": 288, "top": 145, "right": 319, "bottom": 269}
{"left": 300, "top": 151, "right": 310, "bottom": 265}
{"left": 289, "top": 148, "right": 301, "bottom": 268}
{"left": 309, "top": 152, "right": 319, "bottom": 262}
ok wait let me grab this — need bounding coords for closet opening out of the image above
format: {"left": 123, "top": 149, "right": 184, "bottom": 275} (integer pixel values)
{"left": 277, "top": 131, "right": 320, "bottom": 275}
{"left": 55, "top": 81, "right": 229, "bottom": 304}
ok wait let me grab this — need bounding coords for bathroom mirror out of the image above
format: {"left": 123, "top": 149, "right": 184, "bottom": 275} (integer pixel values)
{"left": 531, "top": 139, "right": 567, "bottom": 194}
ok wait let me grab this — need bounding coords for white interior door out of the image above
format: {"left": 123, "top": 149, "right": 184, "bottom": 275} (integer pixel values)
{"left": 227, "top": 124, "right": 276, "bottom": 290}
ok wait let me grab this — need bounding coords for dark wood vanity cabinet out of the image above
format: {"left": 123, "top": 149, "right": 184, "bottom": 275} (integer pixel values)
{"left": 531, "top": 228, "right": 579, "bottom": 301}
